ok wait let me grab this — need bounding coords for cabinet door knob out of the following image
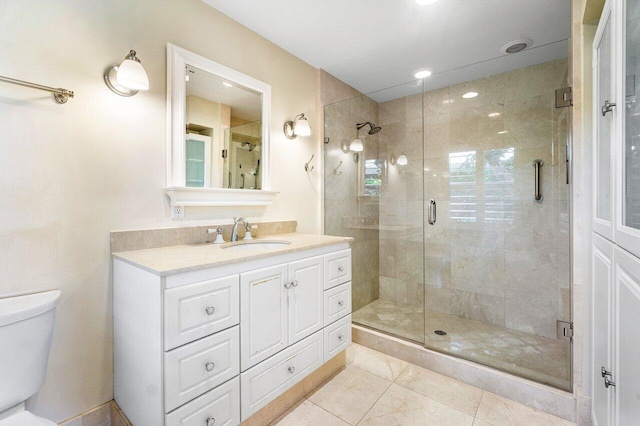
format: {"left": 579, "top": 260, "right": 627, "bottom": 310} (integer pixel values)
{"left": 205, "top": 306, "right": 215, "bottom": 315}
{"left": 601, "top": 366, "right": 612, "bottom": 378}
{"left": 205, "top": 362, "right": 215, "bottom": 372}
{"left": 338, "top": 266, "right": 344, "bottom": 272}
{"left": 284, "top": 281, "right": 292, "bottom": 289}
{"left": 206, "top": 417, "right": 216, "bottom": 426}
{"left": 338, "top": 334, "right": 344, "bottom": 341}
{"left": 338, "top": 300, "right": 344, "bottom": 306}
{"left": 604, "top": 376, "right": 616, "bottom": 388}
{"left": 602, "top": 100, "right": 616, "bottom": 116}
{"left": 291, "top": 280, "right": 298, "bottom": 287}
{"left": 288, "top": 366, "right": 296, "bottom": 374}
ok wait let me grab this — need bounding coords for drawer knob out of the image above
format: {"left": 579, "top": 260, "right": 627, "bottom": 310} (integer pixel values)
{"left": 338, "top": 266, "right": 344, "bottom": 272}
{"left": 338, "top": 334, "right": 345, "bottom": 341}
{"left": 205, "top": 306, "right": 216, "bottom": 315}
{"left": 205, "top": 362, "right": 215, "bottom": 372}
{"left": 206, "top": 417, "right": 216, "bottom": 426}
{"left": 288, "top": 366, "right": 295, "bottom": 374}
{"left": 338, "top": 300, "right": 344, "bottom": 306}
{"left": 291, "top": 280, "right": 298, "bottom": 287}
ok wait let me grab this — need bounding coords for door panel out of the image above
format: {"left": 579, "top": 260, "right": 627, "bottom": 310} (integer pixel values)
{"left": 288, "top": 256, "right": 324, "bottom": 345}
{"left": 240, "top": 264, "right": 288, "bottom": 370}
{"left": 592, "top": 234, "right": 614, "bottom": 426}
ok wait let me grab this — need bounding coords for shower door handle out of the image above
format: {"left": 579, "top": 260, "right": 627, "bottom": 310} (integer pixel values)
{"left": 533, "top": 160, "right": 544, "bottom": 202}
{"left": 428, "top": 199, "right": 437, "bottom": 225}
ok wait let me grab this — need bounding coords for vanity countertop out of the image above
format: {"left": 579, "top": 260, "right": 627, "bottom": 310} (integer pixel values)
{"left": 112, "top": 233, "right": 353, "bottom": 276}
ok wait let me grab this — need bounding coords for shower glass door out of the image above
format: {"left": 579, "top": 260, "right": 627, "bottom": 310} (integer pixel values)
{"left": 324, "top": 80, "right": 427, "bottom": 344}
{"left": 421, "top": 60, "right": 571, "bottom": 391}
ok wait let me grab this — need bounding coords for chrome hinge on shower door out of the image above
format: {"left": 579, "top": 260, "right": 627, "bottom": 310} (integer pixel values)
{"left": 555, "top": 87, "right": 573, "bottom": 108}
{"left": 557, "top": 320, "right": 573, "bottom": 340}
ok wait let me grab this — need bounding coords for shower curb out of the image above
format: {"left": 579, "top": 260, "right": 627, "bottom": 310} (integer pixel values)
{"left": 352, "top": 324, "right": 576, "bottom": 422}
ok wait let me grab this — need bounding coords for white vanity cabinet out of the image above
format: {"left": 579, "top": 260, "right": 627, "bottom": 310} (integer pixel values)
{"left": 240, "top": 256, "right": 324, "bottom": 371}
{"left": 113, "top": 239, "right": 351, "bottom": 426}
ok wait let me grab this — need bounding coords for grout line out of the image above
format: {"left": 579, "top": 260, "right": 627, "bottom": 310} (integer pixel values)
{"left": 353, "top": 379, "right": 393, "bottom": 426}
{"left": 307, "top": 400, "right": 351, "bottom": 425}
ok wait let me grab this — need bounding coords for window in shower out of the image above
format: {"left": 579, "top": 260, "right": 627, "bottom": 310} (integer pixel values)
{"left": 449, "top": 149, "right": 515, "bottom": 224}
{"left": 449, "top": 151, "right": 477, "bottom": 222}
{"left": 484, "top": 148, "right": 515, "bottom": 224}
{"left": 363, "top": 159, "right": 382, "bottom": 196}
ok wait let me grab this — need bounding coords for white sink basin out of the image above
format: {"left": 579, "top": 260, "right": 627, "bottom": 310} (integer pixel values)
{"left": 221, "top": 240, "right": 291, "bottom": 251}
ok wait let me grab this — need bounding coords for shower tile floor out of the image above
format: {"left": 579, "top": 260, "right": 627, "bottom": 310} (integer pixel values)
{"left": 352, "top": 299, "right": 571, "bottom": 390}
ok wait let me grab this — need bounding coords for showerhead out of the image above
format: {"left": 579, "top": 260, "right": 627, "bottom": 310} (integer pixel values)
{"left": 357, "top": 122, "right": 382, "bottom": 135}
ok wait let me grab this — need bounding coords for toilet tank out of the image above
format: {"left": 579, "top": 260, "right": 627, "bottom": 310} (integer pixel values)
{"left": 0, "top": 291, "right": 61, "bottom": 413}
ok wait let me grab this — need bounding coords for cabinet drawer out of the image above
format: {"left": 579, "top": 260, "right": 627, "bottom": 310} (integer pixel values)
{"left": 165, "top": 377, "right": 240, "bottom": 426}
{"left": 240, "top": 331, "right": 323, "bottom": 421}
{"left": 324, "top": 314, "right": 351, "bottom": 361}
{"left": 164, "top": 275, "right": 239, "bottom": 351}
{"left": 165, "top": 326, "right": 239, "bottom": 413}
{"left": 324, "top": 282, "right": 351, "bottom": 326}
{"left": 324, "top": 250, "right": 351, "bottom": 290}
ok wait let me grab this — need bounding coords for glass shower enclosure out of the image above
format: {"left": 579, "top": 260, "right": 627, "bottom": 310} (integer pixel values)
{"left": 324, "top": 59, "right": 571, "bottom": 390}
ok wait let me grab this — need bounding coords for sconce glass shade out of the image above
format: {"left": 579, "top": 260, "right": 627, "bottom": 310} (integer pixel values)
{"left": 284, "top": 113, "right": 311, "bottom": 139}
{"left": 397, "top": 154, "right": 408, "bottom": 165}
{"left": 294, "top": 115, "right": 311, "bottom": 136}
{"left": 104, "top": 50, "right": 149, "bottom": 97}
{"left": 350, "top": 138, "right": 364, "bottom": 152}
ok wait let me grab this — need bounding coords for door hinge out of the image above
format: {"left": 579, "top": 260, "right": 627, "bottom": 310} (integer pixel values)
{"left": 555, "top": 87, "right": 573, "bottom": 108}
{"left": 557, "top": 320, "right": 573, "bottom": 340}
{"left": 221, "top": 149, "right": 228, "bottom": 158}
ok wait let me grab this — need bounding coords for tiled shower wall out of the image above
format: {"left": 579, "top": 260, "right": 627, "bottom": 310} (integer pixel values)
{"left": 322, "top": 71, "right": 380, "bottom": 312}
{"left": 377, "top": 59, "right": 571, "bottom": 340}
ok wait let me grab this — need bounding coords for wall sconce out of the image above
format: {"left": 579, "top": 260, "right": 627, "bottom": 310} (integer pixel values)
{"left": 390, "top": 154, "right": 408, "bottom": 166}
{"left": 283, "top": 113, "right": 311, "bottom": 139}
{"left": 104, "top": 50, "right": 150, "bottom": 97}
{"left": 341, "top": 137, "right": 364, "bottom": 153}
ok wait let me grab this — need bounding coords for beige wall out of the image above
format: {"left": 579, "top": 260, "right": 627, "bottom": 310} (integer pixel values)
{"left": 0, "top": 0, "right": 321, "bottom": 422}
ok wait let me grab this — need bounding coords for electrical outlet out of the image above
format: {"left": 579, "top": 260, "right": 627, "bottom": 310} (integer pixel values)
{"left": 172, "top": 205, "right": 184, "bottom": 219}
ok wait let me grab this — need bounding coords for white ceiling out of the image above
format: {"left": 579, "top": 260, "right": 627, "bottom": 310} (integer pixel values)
{"left": 203, "top": 0, "right": 571, "bottom": 102}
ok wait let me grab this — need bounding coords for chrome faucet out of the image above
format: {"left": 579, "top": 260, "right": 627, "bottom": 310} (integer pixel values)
{"left": 231, "top": 217, "right": 250, "bottom": 242}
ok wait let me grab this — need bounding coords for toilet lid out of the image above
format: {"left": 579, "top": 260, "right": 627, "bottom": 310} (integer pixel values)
{"left": 0, "top": 411, "right": 56, "bottom": 426}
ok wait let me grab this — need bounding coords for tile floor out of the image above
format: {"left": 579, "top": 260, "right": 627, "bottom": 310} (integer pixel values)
{"left": 352, "top": 299, "right": 571, "bottom": 389}
{"left": 272, "top": 343, "right": 575, "bottom": 426}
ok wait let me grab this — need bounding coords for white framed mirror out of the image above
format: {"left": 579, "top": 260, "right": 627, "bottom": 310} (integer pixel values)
{"left": 165, "top": 43, "right": 277, "bottom": 208}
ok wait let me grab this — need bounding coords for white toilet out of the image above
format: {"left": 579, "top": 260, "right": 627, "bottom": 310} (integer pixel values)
{"left": 0, "top": 290, "right": 61, "bottom": 426}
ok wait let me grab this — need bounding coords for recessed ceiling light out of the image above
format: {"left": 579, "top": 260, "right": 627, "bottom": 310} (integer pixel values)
{"left": 222, "top": 82, "right": 233, "bottom": 87}
{"left": 415, "top": 0, "right": 439, "bottom": 4}
{"left": 462, "top": 92, "right": 478, "bottom": 99}
{"left": 414, "top": 70, "right": 433, "bottom": 79}
{"left": 488, "top": 112, "right": 501, "bottom": 117}
{"left": 498, "top": 130, "right": 509, "bottom": 134}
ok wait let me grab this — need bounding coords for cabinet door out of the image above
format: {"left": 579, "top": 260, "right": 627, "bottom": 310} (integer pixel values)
{"left": 288, "top": 256, "right": 324, "bottom": 345}
{"left": 613, "top": 247, "right": 640, "bottom": 425}
{"left": 593, "top": 1, "right": 616, "bottom": 241}
{"left": 592, "top": 233, "right": 614, "bottom": 426}
{"left": 240, "top": 263, "right": 288, "bottom": 371}
{"left": 615, "top": 0, "right": 640, "bottom": 257}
